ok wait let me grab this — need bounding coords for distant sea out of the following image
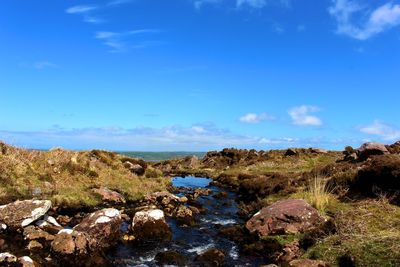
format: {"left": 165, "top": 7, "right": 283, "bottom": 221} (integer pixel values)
{"left": 117, "top": 151, "right": 206, "bottom": 162}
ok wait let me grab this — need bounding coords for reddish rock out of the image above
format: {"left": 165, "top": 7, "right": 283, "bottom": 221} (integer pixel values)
{"left": 92, "top": 187, "right": 126, "bottom": 203}
{"left": 357, "top": 142, "right": 389, "bottom": 161}
{"left": 246, "top": 199, "right": 324, "bottom": 238}
{"left": 277, "top": 241, "right": 301, "bottom": 263}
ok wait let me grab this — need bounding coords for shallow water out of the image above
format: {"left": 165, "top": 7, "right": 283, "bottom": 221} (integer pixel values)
{"left": 109, "top": 176, "right": 262, "bottom": 266}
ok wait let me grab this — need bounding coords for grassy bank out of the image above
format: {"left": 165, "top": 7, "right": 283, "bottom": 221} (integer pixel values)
{"left": 0, "top": 142, "right": 170, "bottom": 208}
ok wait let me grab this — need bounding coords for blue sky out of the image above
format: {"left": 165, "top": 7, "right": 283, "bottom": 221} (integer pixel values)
{"left": 0, "top": 0, "right": 399, "bottom": 151}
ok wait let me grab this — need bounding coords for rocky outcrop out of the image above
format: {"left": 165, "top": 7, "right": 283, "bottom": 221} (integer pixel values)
{"left": 92, "top": 187, "right": 126, "bottom": 203}
{"left": 285, "top": 148, "right": 298, "bottom": 156}
{"left": 131, "top": 209, "right": 172, "bottom": 242}
{"left": 0, "top": 200, "right": 52, "bottom": 230}
{"left": 0, "top": 252, "right": 17, "bottom": 264}
{"left": 357, "top": 142, "right": 389, "bottom": 161}
{"left": 246, "top": 199, "right": 324, "bottom": 238}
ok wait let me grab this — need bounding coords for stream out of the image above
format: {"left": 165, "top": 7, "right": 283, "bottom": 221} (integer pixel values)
{"left": 109, "top": 176, "right": 262, "bottom": 266}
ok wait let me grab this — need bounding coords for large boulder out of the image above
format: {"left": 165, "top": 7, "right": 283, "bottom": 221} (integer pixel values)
{"left": 123, "top": 161, "right": 145, "bottom": 176}
{"left": 73, "top": 208, "right": 122, "bottom": 251}
{"left": 246, "top": 199, "right": 324, "bottom": 238}
{"left": 357, "top": 142, "right": 389, "bottom": 161}
{"left": 0, "top": 200, "right": 51, "bottom": 230}
{"left": 131, "top": 209, "right": 172, "bottom": 242}
{"left": 92, "top": 187, "right": 126, "bottom": 203}
{"left": 51, "top": 229, "right": 88, "bottom": 255}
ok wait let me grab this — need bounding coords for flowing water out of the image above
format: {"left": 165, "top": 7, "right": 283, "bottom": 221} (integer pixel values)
{"left": 109, "top": 176, "right": 262, "bottom": 266}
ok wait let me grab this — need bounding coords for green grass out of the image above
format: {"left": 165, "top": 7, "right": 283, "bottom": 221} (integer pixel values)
{"left": 303, "top": 199, "right": 400, "bottom": 266}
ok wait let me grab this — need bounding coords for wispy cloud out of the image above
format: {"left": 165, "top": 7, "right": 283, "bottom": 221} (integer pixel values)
{"left": 65, "top": 5, "right": 102, "bottom": 24}
{"left": 360, "top": 120, "right": 400, "bottom": 141}
{"left": 34, "top": 61, "right": 59, "bottom": 70}
{"left": 107, "top": 0, "right": 134, "bottom": 6}
{"left": 239, "top": 113, "right": 275, "bottom": 124}
{"left": 288, "top": 105, "right": 322, "bottom": 126}
{"left": 66, "top": 5, "right": 98, "bottom": 14}
{"left": 95, "top": 29, "right": 162, "bottom": 52}
{"left": 329, "top": 0, "right": 400, "bottom": 40}
{"left": 237, "top": 0, "right": 267, "bottom": 9}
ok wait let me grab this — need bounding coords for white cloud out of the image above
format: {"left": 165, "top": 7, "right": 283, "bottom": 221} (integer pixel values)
{"left": 239, "top": 113, "right": 275, "bottom": 124}
{"left": 237, "top": 0, "right": 267, "bottom": 8}
{"left": 360, "top": 121, "right": 400, "bottom": 141}
{"left": 329, "top": 0, "right": 400, "bottom": 40}
{"left": 66, "top": 5, "right": 98, "bottom": 14}
{"left": 108, "top": 0, "right": 134, "bottom": 6}
{"left": 34, "top": 61, "right": 58, "bottom": 69}
{"left": 95, "top": 29, "right": 161, "bottom": 52}
{"left": 288, "top": 105, "right": 322, "bottom": 126}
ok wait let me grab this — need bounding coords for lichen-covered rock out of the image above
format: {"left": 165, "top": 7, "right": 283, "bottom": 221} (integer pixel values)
{"left": 132, "top": 209, "right": 172, "bottom": 242}
{"left": 92, "top": 187, "right": 126, "bottom": 203}
{"left": 0, "top": 200, "right": 52, "bottom": 230}
{"left": 357, "top": 142, "right": 390, "bottom": 161}
{"left": 73, "top": 208, "right": 121, "bottom": 251}
{"left": 35, "top": 215, "right": 63, "bottom": 234}
{"left": 51, "top": 231, "right": 79, "bottom": 255}
{"left": 123, "top": 161, "right": 145, "bottom": 175}
{"left": 246, "top": 199, "right": 324, "bottom": 238}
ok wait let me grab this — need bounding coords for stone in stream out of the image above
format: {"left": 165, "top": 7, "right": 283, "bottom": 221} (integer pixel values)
{"left": 246, "top": 199, "right": 324, "bottom": 238}
{"left": 0, "top": 252, "right": 17, "bottom": 264}
{"left": 195, "top": 248, "right": 226, "bottom": 267}
{"left": 131, "top": 209, "right": 172, "bottom": 242}
{"left": 289, "top": 259, "right": 329, "bottom": 267}
{"left": 155, "top": 250, "right": 189, "bottom": 266}
{"left": 0, "top": 200, "right": 52, "bottom": 230}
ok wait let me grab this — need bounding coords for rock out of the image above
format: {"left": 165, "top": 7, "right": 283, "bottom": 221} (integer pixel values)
{"left": 285, "top": 148, "right": 298, "bottom": 156}
{"left": 173, "top": 205, "right": 194, "bottom": 225}
{"left": 18, "top": 256, "right": 35, "bottom": 267}
{"left": 155, "top": 251, "right": 189, "bottom": 266}
{"left": 28, "top": 240, "right": 43, "bottom": 251}
{"left": 310, "top": 148, "right": 328, "bottom": 154}
{"left": 184, "top": 155, "right": 199, "bottom": 169}
{"left": 195, "top": 248, "right": 225, "bottom": 267}
{"left": 23, "top": 226, "right": 55, "bottom": 242}
{"left": 357, "top": 142, "right": 389, "bottom": 161}
{"left": 123, "top": 161, "right": 145, "bottom": 176}
{"left": 73, "top": 208, "right": 122, "bottom": 251}
{"left": 92, "top": 187, "right": 126, "bottom": 203}
{"left": 51, "top": 232, "right": 77, "bottom": 255}
{"left": 0, "top": 200, "right": 52, "bottom": 230}
{"left": 246, "top": 199, "right": 324, "bottom": 238}
{"left": 277, "top": 241, "right": 301, "bottom": 263}
{"left": 35, "top": 215, "right": 63, "bottom": 234}
{"left": 289, "top": 259, "right": 329, "bottom": 267}
{"left": 213, "top": 191, "right": 228, "bottom": 199}
{"left": 56, "top": 215, "right": 72, "bottom": 226}
{"left": 0, "top": 252, "right": 17, "bottom": 264}
{"left": 131, "top": 209, "right": 172, "bottom": 242}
